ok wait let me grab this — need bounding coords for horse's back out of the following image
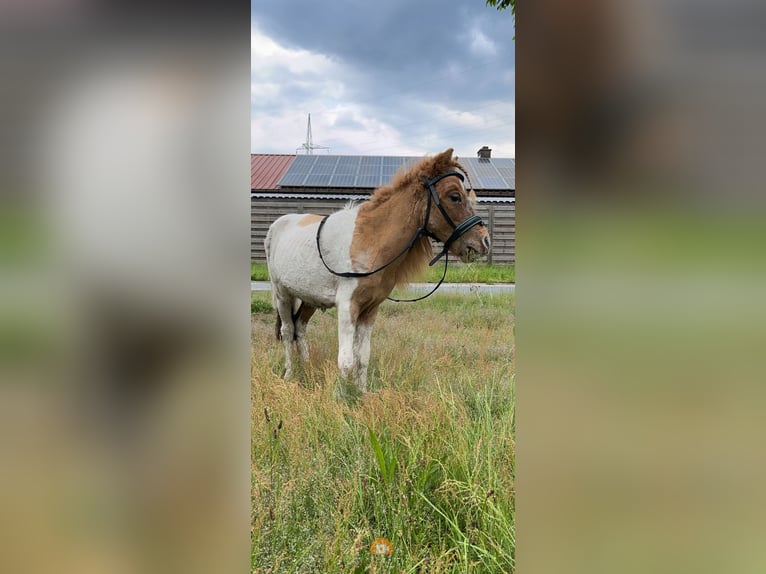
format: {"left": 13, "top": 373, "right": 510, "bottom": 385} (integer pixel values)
{"left": 266, "top": 210, "right": 358, "bottom": 309}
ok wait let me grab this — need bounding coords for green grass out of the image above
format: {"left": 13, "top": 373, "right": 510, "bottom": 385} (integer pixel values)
{"left": 423, "top": 262, "right": 514, "bottom": 284}
{"left": 252, "top": 263, "right": 270, "bottom": 281}
{"left": 251, "top": 262, "right": 514, "bottom": 284}
{"left": 251, "top": 291, "right": 515, "bottom": 573}
{"left": 251, "top": 295, "right": 273, "bottom": 315}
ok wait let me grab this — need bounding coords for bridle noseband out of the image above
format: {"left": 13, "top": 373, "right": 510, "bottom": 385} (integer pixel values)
{"left": 315, "top": 170, "right": 486, "bottom": 301}
{"left": 420, "top": 171, "right": 485, "bottom": 266}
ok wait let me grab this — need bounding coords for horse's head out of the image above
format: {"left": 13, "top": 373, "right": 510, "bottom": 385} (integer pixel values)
{"left": 421, "top": 148, "right": 491, "bottom": 264}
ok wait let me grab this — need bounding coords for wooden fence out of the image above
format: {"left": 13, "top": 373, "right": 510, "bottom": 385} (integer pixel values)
{"left": 251, "top": 196, "right": 515, "bottom": 264}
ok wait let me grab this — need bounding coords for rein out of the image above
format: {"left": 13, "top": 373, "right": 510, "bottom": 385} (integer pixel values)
{"left": 315, "top": 170, "right": 485, "bottom": 302}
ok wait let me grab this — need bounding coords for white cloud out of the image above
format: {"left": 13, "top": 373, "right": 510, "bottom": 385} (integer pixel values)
{"left": 250, "top": 26, "right": 420, "bottom": 154}
{"left": 251, "top": 27, "right": 336, "bottom": 77}
{"left": 251, "top": 25, "right": 349, "bottom": 109}
{"left": 469, "top": 28, "right": 497, "bottom": 57}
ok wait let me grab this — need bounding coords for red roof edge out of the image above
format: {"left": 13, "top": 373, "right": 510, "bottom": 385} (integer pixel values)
{"left": 251, "top": 154, "right": 296, "bottom": 190}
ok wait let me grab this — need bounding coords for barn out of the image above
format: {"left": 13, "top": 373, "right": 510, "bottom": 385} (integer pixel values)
{"left": 251, "top": 147, "right": 515, "bottom": 264}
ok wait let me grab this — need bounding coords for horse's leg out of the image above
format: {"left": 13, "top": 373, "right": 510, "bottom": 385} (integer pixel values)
{"left": 275, "top": 294, "right": 296, "bottom": 379}
{"left": 353, "top": 308, "right": 378, "bottom": 392}
{"left": 336, "top": 298, "right": 356, "bottom": 382}
{"left": 294, "top": 303, "right": 317, "bottom": 363}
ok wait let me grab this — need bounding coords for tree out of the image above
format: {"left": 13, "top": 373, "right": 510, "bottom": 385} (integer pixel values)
{"left": 486, "top": 0, "right": 515, "bottom": 38}
{"left": 486, "top": 0, "right": 515, "bottom": 13}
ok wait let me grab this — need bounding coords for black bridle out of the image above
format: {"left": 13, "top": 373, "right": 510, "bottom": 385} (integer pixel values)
{"left": 315, "top": 170, "right": 485, "bottom": 301}
{"left": 420, "top": 171, "right": 484, "bottom": 266}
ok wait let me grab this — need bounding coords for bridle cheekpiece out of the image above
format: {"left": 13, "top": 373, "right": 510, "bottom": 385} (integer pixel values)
{"left": 419, "top": 171, "right": 485, "bottom": 266}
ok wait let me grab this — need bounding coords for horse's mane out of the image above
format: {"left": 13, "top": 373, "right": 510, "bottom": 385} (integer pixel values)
{"left": 359, "top": 149, "right": 474, "bottom": 286}
{"left": 365, "top": 149, "right": 474, "bottom": 210}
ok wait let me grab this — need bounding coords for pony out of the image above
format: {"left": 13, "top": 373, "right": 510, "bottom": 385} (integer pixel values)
{"left": 264, "top": 148, "right": 491, "bottom": 391}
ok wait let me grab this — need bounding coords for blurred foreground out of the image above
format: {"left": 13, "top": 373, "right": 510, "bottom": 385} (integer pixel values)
{"left": 518, "top": 1, "right": 766, "bottom": 573}
{"left": 0, "top": 3, "right": 250, "bottom": 573}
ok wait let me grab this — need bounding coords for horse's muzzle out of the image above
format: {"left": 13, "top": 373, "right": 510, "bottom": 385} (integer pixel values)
{"left": 459, "top": 228, "right": 490, "bottom": 263}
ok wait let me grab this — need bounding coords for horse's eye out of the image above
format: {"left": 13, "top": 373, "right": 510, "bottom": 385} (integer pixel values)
{"left": 449, "top": 194, "right": 462, "bottom": 203}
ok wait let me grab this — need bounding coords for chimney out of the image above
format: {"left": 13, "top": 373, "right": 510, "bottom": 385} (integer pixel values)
{"left": 477, "top": 145, "right": 492, "bottom": 159}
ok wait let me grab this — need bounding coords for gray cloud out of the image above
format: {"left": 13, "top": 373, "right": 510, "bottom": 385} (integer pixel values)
{"left": 251, "top": 0, "right": 514, "bottom": 157}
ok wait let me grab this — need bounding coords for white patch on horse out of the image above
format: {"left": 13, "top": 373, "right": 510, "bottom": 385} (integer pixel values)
{"left": 352, "top": 320, "right": 374, "bottom": 391}
{"left": 336, "top": 292, "right": 356, "bottom": 379}
{"left": 267, "top": 207, "right": 359, "bottom": 309}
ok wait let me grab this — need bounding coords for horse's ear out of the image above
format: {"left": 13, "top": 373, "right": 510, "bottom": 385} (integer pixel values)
{"left": 432, "top": 148, "right": 454, "bottom": 171}
{"left": 438, "top": 148, "right": 454, "bottom": 162}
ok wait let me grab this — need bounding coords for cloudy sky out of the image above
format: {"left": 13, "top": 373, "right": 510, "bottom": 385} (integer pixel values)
{"left": 251, "top": 0, "right": 515, "bottom": 159}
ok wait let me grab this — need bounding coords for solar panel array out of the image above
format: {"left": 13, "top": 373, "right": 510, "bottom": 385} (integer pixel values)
{"left": 277, "top": 155, "right": 514, "bottom": 190}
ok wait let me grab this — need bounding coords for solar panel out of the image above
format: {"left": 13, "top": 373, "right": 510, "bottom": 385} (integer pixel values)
{"left": 359, "top": 165, "right": 381, "bottom": 176}
{"left": 329, "top": 174, "right": 356, "bottom": 187}
{"left": 473, "top": 166, "right": 501, "bottom": 178}
{"left": 276, "top": 154, "right": 514, "bottom": 190}
{"left": 312, "top": 157, "right": 337, "bottom": 173}
{"left": 496, "top": 168, "right": 515, "bottom": 186}
{"left": 278, "top": 173, "right": 307, "bottom": 186}
{"left": 336, "top": 157, "right": 360, "bottom": 171}
{"left": 356, "top": 175, "right": 380, "bottom": 187}
{"left": 475, "top": 176, "right": 507, "bottom": 189}
{"left": 288, "top": 155, "right": 316, "bottom": 173}
{"left": 307, "top": 174, "right": 332, "bottom": 186}
{"left": 382, "top": 156, "right": 407, "bottom": 166}
{"left": 334, "top": 163, "right": 357, "bottom": 175}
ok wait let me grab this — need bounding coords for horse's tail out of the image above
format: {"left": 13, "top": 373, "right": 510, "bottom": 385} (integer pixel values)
{"left": 275, "top": 300, "right": 306, "bottom": 341}
{"left": 275, "top": 310, "right": 283, "bottom": 340}
{"left": 265, "top": 225, "right": 281, "bottom": 340}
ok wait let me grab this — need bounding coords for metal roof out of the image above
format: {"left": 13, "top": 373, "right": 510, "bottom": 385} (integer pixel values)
{"left": 251, "top": 192, "right": 368, "bottom": 201}
{"left": 251, "top": 192, "right": 514, "bottom": 204}
{"left": 275, "top": 154, "right": 515, "bottom": 191}
{"left": 251, "top": 154, "right": 295, "bottom": 190}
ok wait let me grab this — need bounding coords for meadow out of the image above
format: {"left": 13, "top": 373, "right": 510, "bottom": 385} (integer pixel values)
{"left": 251, "top": 290, "right": 515, "bottom": 573}
{"left": 251, "top": 262, "right": 515, "bottom": 285}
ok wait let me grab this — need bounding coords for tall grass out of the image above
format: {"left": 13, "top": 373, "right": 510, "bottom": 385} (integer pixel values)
{"left": 251, "top": 261, "right": 514, "bottom": 284}
{"left": 252, "top": 292, "right": 515, "bottom": 573}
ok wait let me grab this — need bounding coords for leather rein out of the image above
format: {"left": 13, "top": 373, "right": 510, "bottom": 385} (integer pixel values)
{"left": 315, "top": 170, "right": 485, "bottom": 302}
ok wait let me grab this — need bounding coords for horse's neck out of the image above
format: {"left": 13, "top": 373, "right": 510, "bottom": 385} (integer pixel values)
{"left": 354, "top": 186, "right": 426, "bottom": 270}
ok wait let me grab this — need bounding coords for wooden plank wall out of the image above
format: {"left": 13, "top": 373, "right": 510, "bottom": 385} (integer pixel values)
{"left": 251, "top": 198, "right": 515, "bottom": 264}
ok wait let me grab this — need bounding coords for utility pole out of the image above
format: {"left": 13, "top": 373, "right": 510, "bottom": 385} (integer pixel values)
{"left": 296, "top": 113, "right": 330, "bottom": 154}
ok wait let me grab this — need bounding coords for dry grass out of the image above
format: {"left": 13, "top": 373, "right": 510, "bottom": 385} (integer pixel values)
{"left": 252, "top": 291, "right": 514, "bottom": 573}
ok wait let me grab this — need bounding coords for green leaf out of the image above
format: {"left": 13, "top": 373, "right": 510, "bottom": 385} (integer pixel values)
{"left": 368, "top": 427, "right": 387, "bottom": 481}
{"left": 368, "top": 427, "right": 396, "bottom": 485}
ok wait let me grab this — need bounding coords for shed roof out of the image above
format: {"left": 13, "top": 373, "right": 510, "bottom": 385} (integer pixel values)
{"left": 278, "top": 155, "right": 514, "bottom": 191}
{"left": 251, "top": 192, "right": 514, "bottom": 204}
{"left": 251, "top": 153, "right": 514, "bottom": 193}
{"left": 251, "top": 154, "right": 295, "bottom": 190}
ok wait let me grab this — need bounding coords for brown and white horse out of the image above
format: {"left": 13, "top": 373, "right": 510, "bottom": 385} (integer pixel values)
{"left": 264, "top": 148, "right": 490, "bottom": 391}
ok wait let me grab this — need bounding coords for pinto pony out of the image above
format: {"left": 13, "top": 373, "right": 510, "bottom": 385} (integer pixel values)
{"left": 264, "top": 148, "right": 490, "bottom": 391}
